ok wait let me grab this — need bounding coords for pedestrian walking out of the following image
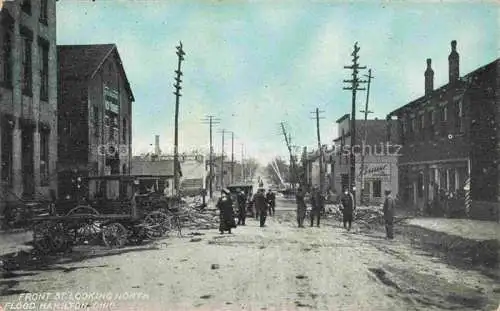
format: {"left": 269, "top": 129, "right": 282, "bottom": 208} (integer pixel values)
{"left": 310, "top": 186, "right": 323, "bottom": 227}
{"left": 383, "top": 189, "right": 395, "bottom": 240}
{"left": 217, "top": 189, "right": 236, "bottom": 234}
{"left": 340, "top": 190, "right": 355, "bottom": 231}
{"left": 266, "top": 189, "right": 276, "bottom": 216}
{"left": 296, "top": 187, "right": 307, "bottom": 228}
{"left": 253, "top": 188, "right": 268, "bottom": 227}
{"left": 237, "top": 189, "right": 247, "bottom": 226}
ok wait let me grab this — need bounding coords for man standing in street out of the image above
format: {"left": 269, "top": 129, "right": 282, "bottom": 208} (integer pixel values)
{"left": 383, "top": 189, "right": 395, "bottom": 239}
{"left": 296, "top": 186, "right": 307, "bottom": 228}
{"left": 217, "top": 189, "right": 236, "bottom": 234}
{"left": 253, "top": 188, "right": 268, "bottom": 227}
{"left": 340, "top": 189, "right": 355, "bottom": 231}
{"left": 266, "top": 189, "right": 276, "bottom": 216}
{"left": 237, "top": 189, "right": 247, "bottom": 226}
{"left": 310, "top": 186, "right": 323, "bottom": 227}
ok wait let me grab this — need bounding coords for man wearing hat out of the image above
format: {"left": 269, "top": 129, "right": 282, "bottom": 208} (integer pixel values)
{"left": 236, "top": 188, "right": 247, "bottom": 226}
{"left": 340, "top": 189, "right": 355, "bottom": 231}
{"left": 383, "top": 188, "right": 395, "bottom": 239}
{"left": 266, "top": 188, "right": 276, "bottom": 216}
{"left": 253, "top": 188, "right": 268, "bottom": 227}
{"left": 310, "top": 186, "right": 323, "bottom": 227}
{"left": 217, "top": 188, "right": 236, "bottom": 234}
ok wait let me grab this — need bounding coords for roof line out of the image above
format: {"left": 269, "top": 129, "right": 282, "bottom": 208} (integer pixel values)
{"left": 89, "top": 45, "right": 115, "bottom": 82}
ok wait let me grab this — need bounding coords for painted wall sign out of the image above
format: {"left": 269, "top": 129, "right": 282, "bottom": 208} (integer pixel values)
{"left": 356, "top": 163, "right": 391, "bottom": 181}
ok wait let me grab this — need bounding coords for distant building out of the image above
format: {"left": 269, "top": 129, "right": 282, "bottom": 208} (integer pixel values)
{"left": 388, "top": 41, "right": 499, "bottom": 220}
{"left": 0, "top": 0, "right": 58, "bottom": 221}
{"left": 57, "top": 44, "right": 134, "bottom": 200}
{"left": 330, "top": 115, "right": 400, "bottom": 205}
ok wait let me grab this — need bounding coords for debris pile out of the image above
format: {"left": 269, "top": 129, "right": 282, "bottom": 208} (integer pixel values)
{"left": 176, "top": 196, "right": 221, "bottom": 231}
{"left": 326, "top": 204, "right": 385, "bottom": 228}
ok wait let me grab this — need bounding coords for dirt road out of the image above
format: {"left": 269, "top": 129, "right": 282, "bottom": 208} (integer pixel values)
{"left": 1, "top": 197, "right": 498, "bottom": 311}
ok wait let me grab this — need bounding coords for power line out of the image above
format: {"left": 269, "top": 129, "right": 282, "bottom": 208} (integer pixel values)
{"left": 359, "top": 69, "right": 374, "bottom": 205}
{"left": 310, "top": 108, "right": 326, "bottom": 192}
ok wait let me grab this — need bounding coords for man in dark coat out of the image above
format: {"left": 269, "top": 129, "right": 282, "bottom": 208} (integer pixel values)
{"left": 237, "top": 190, "right": 247, "bottom": 226}
{"left": 296, "top": 187, "right": 307, "bottom": 228}
{"left": 266, "top": 189, "right": 276, "bottom": 216}
{"left": 310, "top": 186, "right": 323, "bottom": 227}
{"left": 253, "top": 188, "right": 268, "bottom": 227}
{"left": 340, "top": 190, "right": 355, "bottom": 231}
{"left": 217, "top": 189, "right": 236, "bottom": 234}
{"left": 383, "top": 189, "right": 395, "bottom": 239}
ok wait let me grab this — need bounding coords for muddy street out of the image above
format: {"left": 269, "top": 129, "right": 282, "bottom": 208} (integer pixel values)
{"left": 1, "top": 197, "right": 498, "bottom": 311}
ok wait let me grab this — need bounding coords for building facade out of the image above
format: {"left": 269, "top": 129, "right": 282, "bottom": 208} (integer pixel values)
{"left": 0, "top": 0, "right": 58, "bottom": 221}
{"left": 388, "top": 41, "right": 499, "bottom": 220}
{"left": 331, "top": 115, "right": 400, "bottom": 205}
{"left": 57, "top": 44, "right": 134, "bottom": 200}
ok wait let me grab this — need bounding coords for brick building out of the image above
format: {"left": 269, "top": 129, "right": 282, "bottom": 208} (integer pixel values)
{"left": 57, "top": 44, "right": 134, "bottom": 200}
{"left": 331, "top": 115, "right": 400, "bottom": 205}
{"left": 0, "top": 0, "right": 58, "bottom": 220}
{"left": 387, "top": 41, "right": 499, "bottom": 220}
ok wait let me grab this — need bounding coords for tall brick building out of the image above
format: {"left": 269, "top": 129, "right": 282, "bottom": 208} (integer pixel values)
{"left": 0, "top": 0, "right": 58, "bottom": 220}
{"left": 57, "top": 44, "right": 134, "bottom": 200}
{"left": 388, "top": 41, "right": 499, "bottom": 220}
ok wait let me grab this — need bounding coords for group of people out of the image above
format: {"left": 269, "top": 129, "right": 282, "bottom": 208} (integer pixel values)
{"left": 216, "top": 187, "right": 277, "bottom": 234}
{"left": 216, "top": 184, "right": 396, "bottom": 240}
{"left": 296, "top": 186, "right": 396, "bottom": 239}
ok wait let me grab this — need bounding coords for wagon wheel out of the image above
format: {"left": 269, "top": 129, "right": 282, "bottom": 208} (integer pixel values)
{"left": 143, "top": 211, "right": 171, "bottom": 239}
{"left": 102, "top": 222, "right": 128, "bottom": 248}
{"left": 33, "top": 221, "right": 70, "bottom": 254}
{"left": 66, "top": 205, "right": 101, "bottom": 244}
{"left": 66, "top": 205, "right": 100, "bottom": 216}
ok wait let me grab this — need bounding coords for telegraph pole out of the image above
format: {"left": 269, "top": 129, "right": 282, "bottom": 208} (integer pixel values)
{"left": 173, "top": 41, "right": 186, "bottom": 196}
{"left": 201, "top": 115, "right": 220, "bottom": 198}
{"left": 343, "top": 42, "right": 367, "bottom": 210}
{"left": 359, "top": 69, "right": 374, "bottom": 205}
{"left": 241, "top": 144, "right": 244, "bottom": 183}
{"left": 219, "top": 129, "right": 227, "bottom": 190}
{"left": 280, "top": 122, "right": 296, "bottom": 192}
{"left": 231, "top": 131, "right": 235, "bottom": 184}
{"left": 311, "top": 108, "right": 325, "bottom": 193}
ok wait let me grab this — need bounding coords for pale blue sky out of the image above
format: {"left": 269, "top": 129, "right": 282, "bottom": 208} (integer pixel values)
{"left": 56, "top": 1, "right": 499, "bottom": 165}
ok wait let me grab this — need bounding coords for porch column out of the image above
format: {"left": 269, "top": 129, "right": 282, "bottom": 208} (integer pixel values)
{"left": 33, "top": 126, "right": 41, "bottom": 190}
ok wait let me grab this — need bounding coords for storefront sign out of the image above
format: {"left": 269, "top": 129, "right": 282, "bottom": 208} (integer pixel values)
{"left": 356, "top": 163, "right": 391, "bottom": 181}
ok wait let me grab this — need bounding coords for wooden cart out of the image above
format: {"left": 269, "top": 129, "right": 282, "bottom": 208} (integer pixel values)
{"left": 31, "top": 175, "right": 175, "bottom": 254}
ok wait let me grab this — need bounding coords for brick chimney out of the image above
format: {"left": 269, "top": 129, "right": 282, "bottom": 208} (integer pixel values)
{"left": 425, "top": 58, "right": 434, "bottom": 95}
{"left": 448, "top": 40, "right": 459, "bottom": 83}
{"left": 154, "top": 135, "right": 160, "bottom": 155}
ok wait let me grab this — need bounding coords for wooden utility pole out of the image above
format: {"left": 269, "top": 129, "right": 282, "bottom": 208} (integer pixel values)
{"left": 359, "top": 69, "right": 374, "bottom": 205}
{"left": 231, "top": 131, "right": 235, "bottom": 184}
{"left": 280, "top": 122, "right": 296, "bottom": 191}
{"left": 201, "top": 115, "right": 220, "bottom": 198}
{"left": 173, "top": 41, "right": 186, "bottom": 196}
{"left": 311, "top": 108, "right": 325, "bottom": 193}
{"left": 219, "top": 129, "right": 227, "bottom": 190}
{"left": 343, "top": 42, "right": 366, "bottom": 210}
{"left": 241, "top": 144, "right": 244, "bottom": 183}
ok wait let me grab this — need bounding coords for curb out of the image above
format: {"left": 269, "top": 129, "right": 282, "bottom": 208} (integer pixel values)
{"left": 400, "top": 223, "right": 499, "bottom": 268}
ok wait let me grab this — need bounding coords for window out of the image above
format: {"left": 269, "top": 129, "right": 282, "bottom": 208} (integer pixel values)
{"left": 411, "top": 117, "right": 416, "bottom": 133}
{"left": 22, "top": 0, "right": 31, "bottom": 15}
{"left": 40, "top": 130, "right": 49, "bottom": 186}
{"left": 93, "top": 106, "right": 99, "bottom": 137}
{"left": 420, "top": 114, "right": 425, "bottom": 129}
{"left": 430, "top": 110, "right": 436, "bottom": 125}
{"left": 21, "top": 30, "right": 33, "bottom": 95}
{"left": 440, "top": 105, "right": 447, "bottom": 122}
{"left": 417, "top": 173, "right": 424, "bottom": 198}
{"left": 456, "top": 100, "right": 464, "bottom": 133}
{"left": 1, "top": 122, "right": 13, "bottom": 187}
{"left": 40, "top": 0, "right": 48, "bottom": 23}
{"left": 122, "top": 118, "right": 127, "bottom": 142}
{"left": 39, "top": 39, "right": 49, "bottom": 100}
{"left": 372, "top": 180, "right": 382, "bottom": 198}
{"left": 2, "top": 28, "right": 13, "bottom": 86}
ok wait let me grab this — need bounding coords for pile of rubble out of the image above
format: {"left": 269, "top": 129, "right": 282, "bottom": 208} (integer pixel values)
{"left": 179, "top": 196, "right": 221, "bottom": 231}
{"left": 326, "top": 204, "right": 386, "bottom": 228}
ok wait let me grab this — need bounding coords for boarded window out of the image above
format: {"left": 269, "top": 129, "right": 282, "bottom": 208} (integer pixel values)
{"left": 372, "top": 180, "right": 382, "bottom": 198}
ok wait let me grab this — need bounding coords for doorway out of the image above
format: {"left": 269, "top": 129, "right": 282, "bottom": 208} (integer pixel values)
{"left": 21, "top": 127, "right": 34, "bottom": 197}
